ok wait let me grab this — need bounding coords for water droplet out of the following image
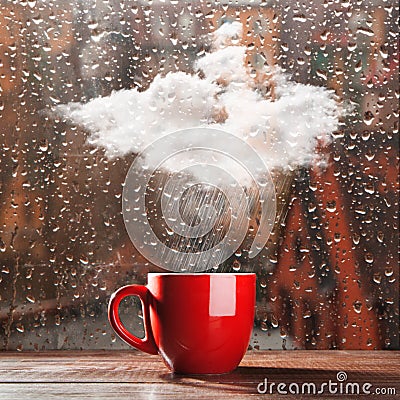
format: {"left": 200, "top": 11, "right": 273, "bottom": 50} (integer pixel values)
{"left": 26, "top": 295, "right": 36, "bottom": 304}
{"left": 260, "top": 321, "right": 268, "bottom": 331}
{"left": 326, "top": 201, "right": 337, "bottom": 212}
{"left": 364, "top": 253, "right": 374, "bottom": 264}
{"left": 354, "top": 60, "right": 362, "bottom": 72}
{"left": 347, "top": 42, "right": 357, "bottom": 52}
{"left": 271, "top": 314, "right": 279, "bottom": 328}
{"left": 357, "top": 27, "right": 374, "bottom": 37}
{"left": 320, "top": 30, "right": 330, "bottom": 41}
{"left": 364, "top": 185, "right": 375, "bottom": 195}
{"left": 379, "top": 46, "right": 388, "bottom": 59}
{"left": 384, "top": 267, "right": 393, "bottom": 277}
{"left": 88, "top": 21, "right": 99, "bottom": 30}
{"left": 293, "top": 14, "right": 307, "bottom": 23}
{"left": 281, "top": 43, "right": 289, "bottom": 51}
{"left": 232, "top": 260, "right": 241, "bottom": 271}
{"left": 373, "top": 273, "right": 381, "bottom": 284}
{"left": 38, "top": 139, "right": 49, "bottom": 152}
{"left": 316, "top": 69, "right": 328, "bottom": 80}
{"left": 269, "top": 255, "right": 278, "bottom": 264}
{"left": 80, "top": 256, "right": 89, "bottom": 265}
{"left": 361, "top": 131, "right": 371, "bottom": 141}
{"left": 280, "top": 328, "right": 287, "bottom": 338}
{"left": 363, "top": 111, "right": 374, "bottom": 126}
{"left": 353, "top": 301, "right": 362, "bottom": 314}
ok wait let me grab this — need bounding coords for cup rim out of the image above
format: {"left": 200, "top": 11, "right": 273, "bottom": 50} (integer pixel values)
{"left": 148, "top": 272, "right": 256, "bottom": 276}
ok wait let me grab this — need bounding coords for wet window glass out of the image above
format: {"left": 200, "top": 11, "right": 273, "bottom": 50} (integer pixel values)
{"left": 0, "top": 0, "right": 398, "bottom": 351}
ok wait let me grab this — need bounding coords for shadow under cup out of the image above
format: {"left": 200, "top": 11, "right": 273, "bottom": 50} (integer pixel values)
{"left": 108, "top": 273, "right": 256, "bottom": 374}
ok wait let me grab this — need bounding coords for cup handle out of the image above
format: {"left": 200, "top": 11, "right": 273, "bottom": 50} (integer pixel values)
{"left": 108, "top": 285, "right": 158, "bottom": 355}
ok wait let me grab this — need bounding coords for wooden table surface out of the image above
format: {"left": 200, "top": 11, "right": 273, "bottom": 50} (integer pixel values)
{"left": 0, "top": 351, "right": 399, "bottom": 399}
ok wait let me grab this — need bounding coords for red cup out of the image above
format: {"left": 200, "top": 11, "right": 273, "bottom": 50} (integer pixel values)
{"left": 108, "top": 273, "right": 255, "bottom": 374}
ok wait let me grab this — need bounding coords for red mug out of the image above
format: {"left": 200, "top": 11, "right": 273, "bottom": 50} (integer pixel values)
{"left": 108, "top": 273, "right": 255, "bottom": 374}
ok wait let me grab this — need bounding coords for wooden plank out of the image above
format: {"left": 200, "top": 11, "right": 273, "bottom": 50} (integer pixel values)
{"left": 1, "top": 350, "right": 399, "bottom": 382}
{"left": 0, "top": 351, "right": 398, "bottom": 399}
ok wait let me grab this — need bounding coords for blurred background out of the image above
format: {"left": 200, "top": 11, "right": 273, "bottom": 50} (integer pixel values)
{"left": 0, "top": 0, "right": 398, "bottom": 351}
